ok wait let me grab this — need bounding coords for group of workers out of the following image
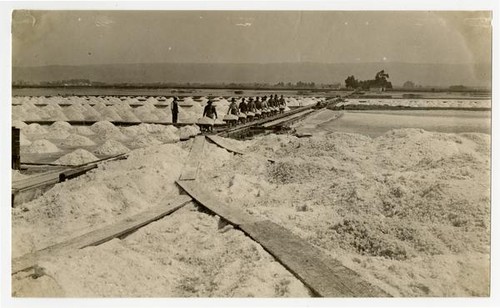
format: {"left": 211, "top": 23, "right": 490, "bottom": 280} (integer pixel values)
{"left": 171, "top": 95, "right": 288, "bottom": 132}
{"left": 224, "top": 94, "right": 287, "bottom": 125}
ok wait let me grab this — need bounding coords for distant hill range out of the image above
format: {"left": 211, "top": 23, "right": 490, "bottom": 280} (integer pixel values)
{"left": 12, "top": 62, "right": 491, "bottom": 88}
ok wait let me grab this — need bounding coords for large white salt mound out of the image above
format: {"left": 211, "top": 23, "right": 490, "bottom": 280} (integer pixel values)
{"left": 134, "top": 106, "right": 160, "bottom": 122}
{"left": 24, "top": 139, "right": 60, "bottom": 153}
{"left": 94, "top": 140, "right": 130, "bottom": 156}
{"left": 64, "top": 105, "right": 86, "bottom": 121}
{"left": 61, "top": 134, "right": 96, "bottom": 147}
{"left": 50, "top": 121, "right": 72, "bottom": 131}
{"left": 82, "top": 105, "right": 101, "bottom": 120}
{"left": 179, "top": 125, "right": 201, "bottom": 137}
{"left": 91, "top": 121, "right": 120, "bottom": 135}
{"left": 42, "top": 106, "right": 68, "bottom": 121}
{"left": 74, "top": 126, "right": 95, "bottom": 136}
{"left": 20, "top": 132, "right": 31, "bottom": 146}
{"left": 121, "top": 126, "right": 140, "bottom": 137}
{"left": 45, "top": 129, "right": 71, "bottom": 140}
{"left": 12, "top": 120, "right": 27, "bottom": 129}
{"left": 98, "top": 106, "right": 121, "bottom": 122}
{"left": 54, "top": 149, "right": 98, "bottom": 166}
{"left": 155, "top": 129, "right": 180, "bottom": 143}
{"left": 115, "top": 106, "right": 141, "bottom": 122}
{"left": 130, "top": 134, "right": 162, "bottom": 148}
{"left": 23, "top": 123, "right": 48, "bottom": 135}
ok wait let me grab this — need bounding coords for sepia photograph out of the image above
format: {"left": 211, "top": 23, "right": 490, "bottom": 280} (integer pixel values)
{"left": 2, "top": 0, "right": 498, "bottom": 305}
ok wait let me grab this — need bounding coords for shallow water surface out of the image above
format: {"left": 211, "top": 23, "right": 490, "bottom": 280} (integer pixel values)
{"left": 317, "top": 110, "right": 491, "bottom": 137}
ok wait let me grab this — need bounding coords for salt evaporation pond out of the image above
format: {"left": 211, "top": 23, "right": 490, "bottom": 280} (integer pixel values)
{"left": 319, "top": 110, "right": 491, "bottom": 137}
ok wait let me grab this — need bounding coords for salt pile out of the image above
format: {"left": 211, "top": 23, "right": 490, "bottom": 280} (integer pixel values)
{"left": 114, "top": 104, "right": 141, "bottom": 122}
{"left": 54, "top": 149, "right": 99, "bottom": 166}
{"left": 121, "top": 126, "right": 141, "bottom": 137}
{"left": 130, "top": 135, "right": 163, "bottom": 148}
{"left": 23, "top": 123, "right": 48, "bottom": 135}
{"left": 42, "top": 105, "right": 68, "bottom": 121}
{"left": 94, "top": 140, "right": 129, "bottom": 156}
{"left": 82, "top": 105, "right": 101, "bottom": 121}
{"left": 120, "top": 124, "right": 179, "bottom": 143}
{"left": 61, "top": 134, "right": 96, "bottom": 147}
{"left": 11, "top": 106, "right": 27, "bottom": 121}
{"left": 134, "top": 105, "right": 160, "bottom": 122}
{"left": 19, "top": 132, "right": 31, "bottom": 146}
{"left": 24, "top": 139, "right": 60, "bottom": 153}
{"left": 64, "top": 105, "right": 86, "bottom": 121}
{"left": 90, "top": 121, "right": 120, "bottom": 135}
{"left": 50, "top": 121, "right": 72, "bottom": 131}
{"left": 74, "top": 126, "right": 95, "bottom": 136}
{"left": 179, "top": 125, "right": 201, "bottom": 138}
{"left": 45, "top": 129, "right": 71, "bottom": 140}
{"left": 12, "top": 120, "right": 27, "bottom": 129}
{"left": 154, "top": 126, "right": 180, "bottom": 143}
{"left": 100, "top": 106, "right": 122, "bottom": 121}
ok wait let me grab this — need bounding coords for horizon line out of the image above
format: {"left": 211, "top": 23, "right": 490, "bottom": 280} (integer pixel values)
{"left": 13, "top": 61, "right": 492, "bottom": 68}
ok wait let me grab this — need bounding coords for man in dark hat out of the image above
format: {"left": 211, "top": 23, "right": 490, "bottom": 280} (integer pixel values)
{"left": 171, "top": 97, "right": 179, "bottom": 123}
{"left": 203, "top": 100, "right": 218, "bottom": 120}
{"left": 228, "top": 97, "right": 239, "bottom": 115}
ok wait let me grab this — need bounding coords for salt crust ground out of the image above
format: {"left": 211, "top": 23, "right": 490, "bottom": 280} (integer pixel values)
{"left": 12, "top": 128, "right": 490, "bottom": 297}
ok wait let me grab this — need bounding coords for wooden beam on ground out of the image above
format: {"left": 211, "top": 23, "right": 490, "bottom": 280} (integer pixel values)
{"left": 175, "top": 179, "right": 389, "bottom": 297}
{"left": 241, "top": 220, "right": 389, "bottom": 297}
{"left": 206, "top": 135, "right": 276, "bottom": 163}
{"left": 12, "top": 169, "right": 65, "bottom": 192}
{"left": 12, "top": 194, "right": 192, "bottom": 274}
{"left": 12, "top": 153, "right": 129, "bottom": 207}
{"left": 179, "top": 135, "right": 206, "bottom": 181}
{"left": 176, "top": 180, "right": 257, "bottom": 226}
{"left": 206, "top": 135, "right": 245, "bottom": 155}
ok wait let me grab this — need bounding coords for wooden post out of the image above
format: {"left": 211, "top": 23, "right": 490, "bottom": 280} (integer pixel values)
{"left": 12, "top": 127, "right": 20, "bottom": 170}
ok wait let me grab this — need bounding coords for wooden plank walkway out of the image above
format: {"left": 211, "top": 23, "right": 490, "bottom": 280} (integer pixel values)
{"left": 179, "top": 135, "right": 206, "bottom": 181}
{"left": 176, "top": 180, "right": 256, "bottom": 226}
{"left": 12, "top": 195, "right": 192, "bottom": 274}
{"left": 175, "top": 179, "right": 389, "bottom": 297}
{"left": 242, "top": 220, "right": 388, "bottom": 297}
{"left": 12, "top": 169, "right": 65, "bottom": 192}
{"left": 261, "top": 109, "right": 315, "bottom": 128}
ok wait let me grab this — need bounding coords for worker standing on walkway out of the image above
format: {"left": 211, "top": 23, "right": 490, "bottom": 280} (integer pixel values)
{"left": 261, "top": 96, "right": 269, "bottom": 117}
{"left": 239, "top": 98, "right": 248, "bottom": 124}
{"left": 202, "top": 100, "right": 218, "bottom": 132}
{"left": 247, "top": 97, "right": 256, "bottom": 122}
{"left": 228, "top": 97, "right": 239, "bottom": 115}
{"left": 171, "top": 97, "right": 179, "bottom": 123}
{"left": 203, "top": 100, "right": 218, "bottom": 120}
{"left": 279, "top": 95, "right": 286, "bottom": 114}
{"left": 269, "top": 95, "right": 276, "bottom": 116}
{"left": 254, "top": 97, "right": 262, "bottom": 120}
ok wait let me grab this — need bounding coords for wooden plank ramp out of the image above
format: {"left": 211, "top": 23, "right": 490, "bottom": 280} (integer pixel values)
{"left": 179, "top": 135, "right": 206, "bottom": 181}
{"left": 176, "top": 180, "right": 389, "bottom": 297}
{"left": 12, "top": 195, "right": 192, "bottom": 274}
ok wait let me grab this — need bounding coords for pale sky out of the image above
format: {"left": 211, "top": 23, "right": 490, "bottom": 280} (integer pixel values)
{"left": 12, "top": 10, "right": 492, "bottom": 67}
